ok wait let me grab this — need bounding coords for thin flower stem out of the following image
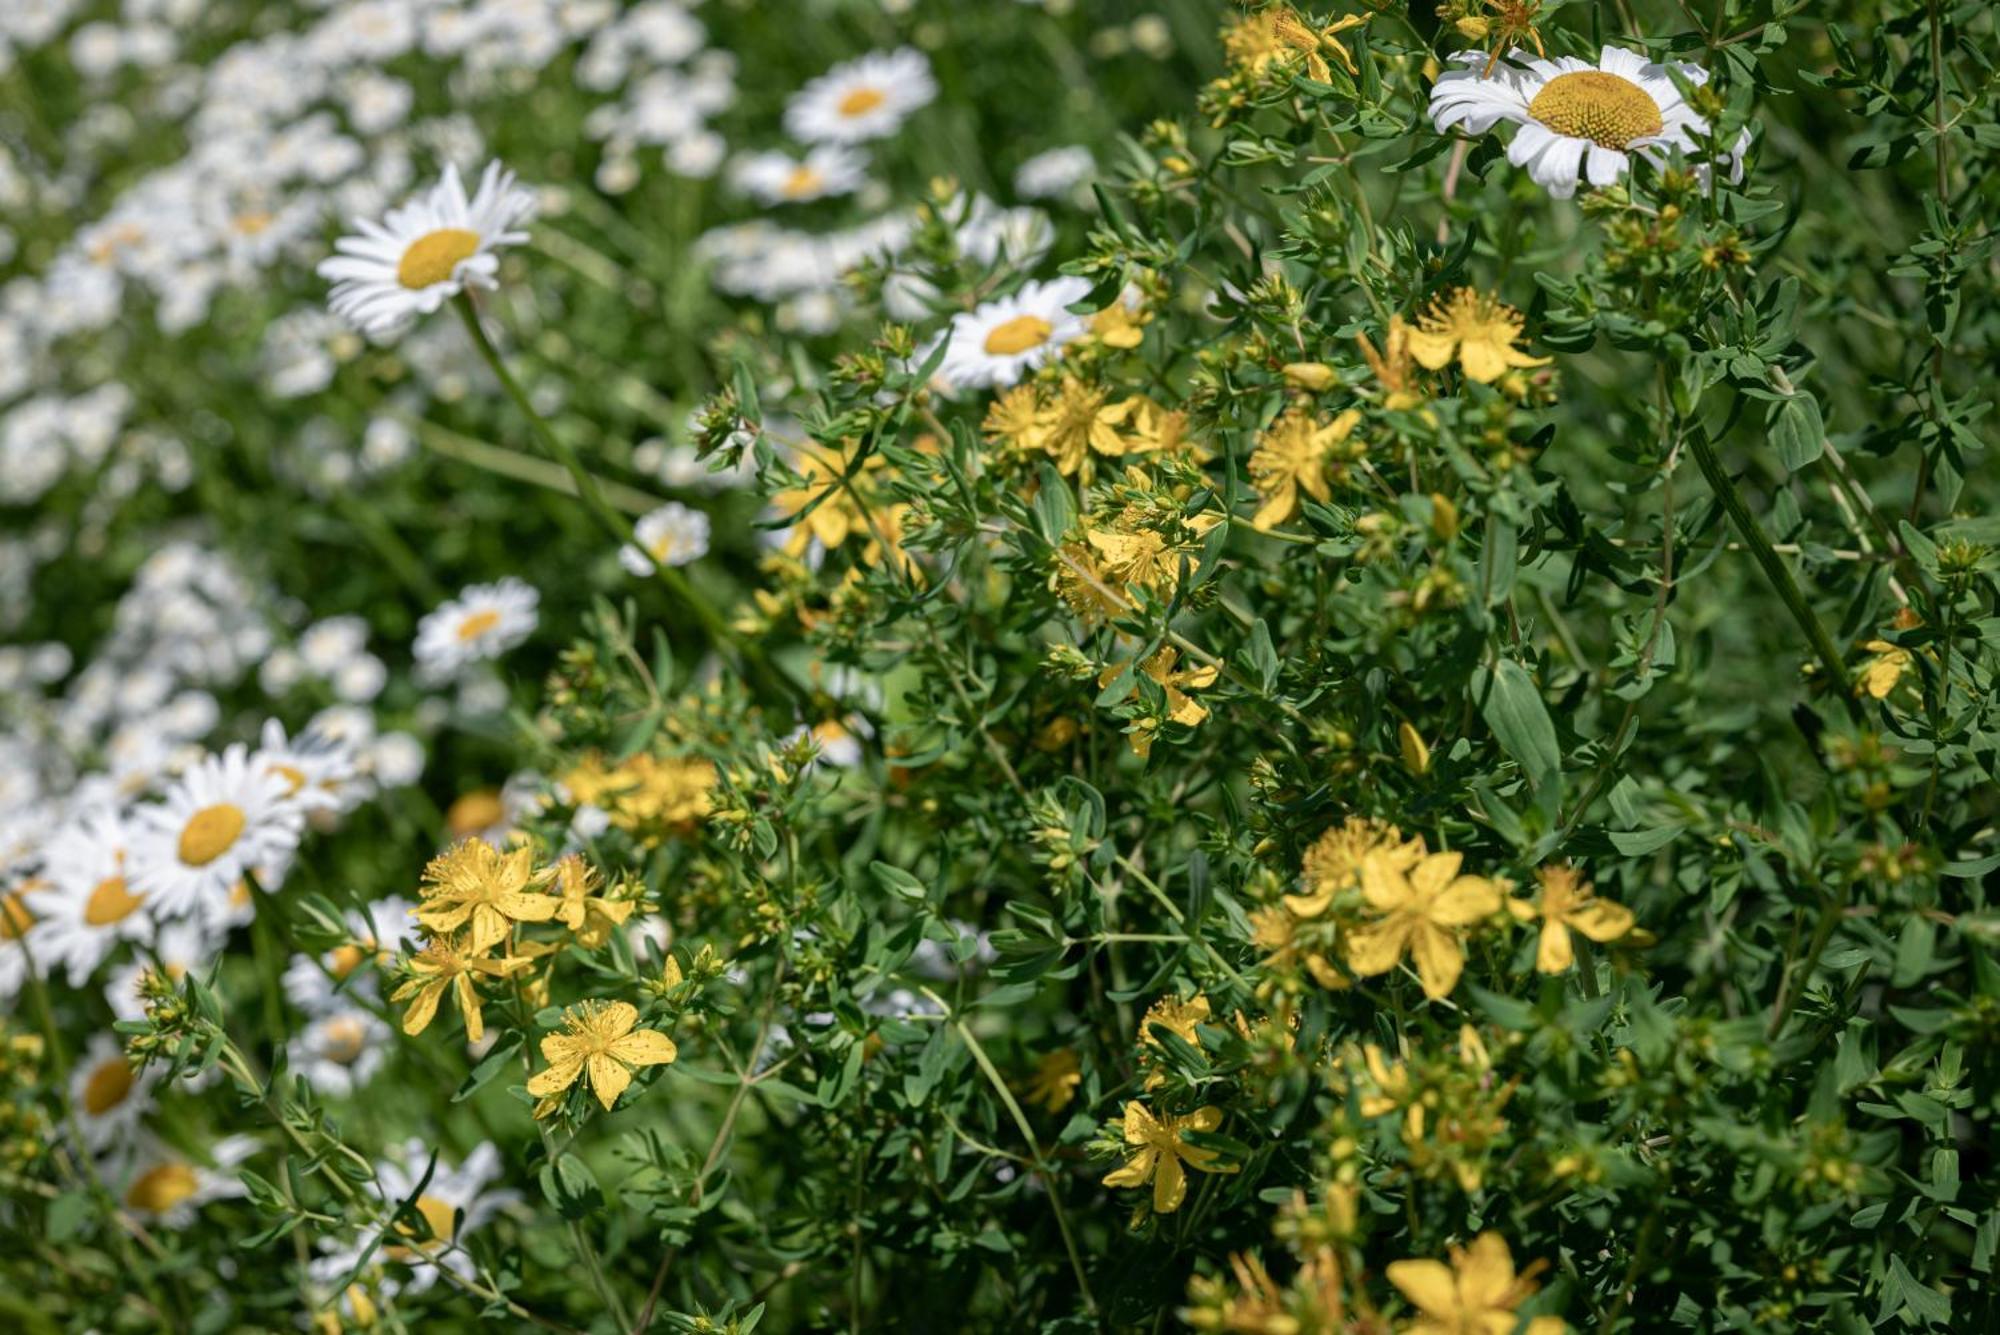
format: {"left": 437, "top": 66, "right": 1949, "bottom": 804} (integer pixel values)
{"left": 1686, "top": 429, "right": 1862, "bottom": 720}
{"left": 451, "top": 293, "right": 806, "bottom": 708}
{"left": 918, "top": 986, "right": 1100, "bottom": 1322}
{"left": 631, "top": 958, "right": 789, "bottom": 1332}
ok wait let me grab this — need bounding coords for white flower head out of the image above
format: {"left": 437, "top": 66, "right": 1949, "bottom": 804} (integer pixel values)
{"left": 253, "top": 717, "right": 362, "bottom": 815}
{"left": 1429, "top": 47, "right": 1743, "bottom": 200}
{"left": 784, "top": 48, "right": 936, "bottom": 145}
{"left": 127, "top": 744, "right": 305, "bottom": 923}
{"left": 313, "top": 1140, "right": 519, "bottom": 1294}
{"left": 317, "top": 162, "right": 536, "bottom": 338}
{"left": 730, "top": 145, "right": 869, "bottom": 206}
{"left": 24, "top": 805, "right": 153, "bottom": 985}
{"left": 112, "top": 1134, "right": 258, "bottom": 1227}
{"left": 71, "top": 1033, "right": 157, "bottom": 1152}
{"left": 931, "top": 275, "right": 1093, "bottom": 391}
{"left": 619, "top": 502, "right": 711, "bottom": 576}
{"left": 412, "top": 577, "right": 539, "bottom": 681}
{"left": 290, "top": 1008, "right": 391, "bottom": 1098}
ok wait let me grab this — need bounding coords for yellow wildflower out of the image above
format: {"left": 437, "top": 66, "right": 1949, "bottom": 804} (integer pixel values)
{"left": 1357, "top": 315, "right": 1426, "bottom": 410}
{"left": 1090, "top": 300, "right": 1150, "bottom": 350}
{"left": 545, "top": 855, "right": 634, "bottom": 948}
{"left": 1103, "top": 649, "right": 1220, "bottom": 758}
{"left": 1507, "top": 865, "right": 1633, "bottom": 973}
{"left": 982, "top": 384, "right": 1045, "bottom": 457}
{"left": 1286, "top": 817, "right": 1419, "bottom": 918}
{"left": 771, "top": 442, "right": 911, "bottom": 570}
{"left": 1343, "top": 849, "right": 1502, "bottom": 999}
{"left": 415, "top": 838, "right": 556, "bottom": 955}
{"left": 607, "top": 754, "right": 717, "bottom": 844}
{"left": 1025, "top": 1049, "right": 1082, "bottom": 1114}
{"left": 1405, "top": 288, "right": 1550, "bottom": 384}
{"left": 1038, "top": 378, "right": 1145, "bottom": 478}
{"left": 1856, "top": 639, "right": 1912, "bottom": 699}
{"left": 1387, "top": 1231, "right": 1546, "bottom": 1335}
{"left": 525, "top": 1000, "right": 678, "bottom": 1113}
{"left": 1247, "top": 407, "right": 1361, "bottom": 531}
{"left": 1102, "top": 1100, "right": 1230, "bottom": 1213}
{"left": 391, "top": 934, "right": 531, "bottom": 1042}
{"left": 1224, "top": 7, "right": 1367, "bottom": 82}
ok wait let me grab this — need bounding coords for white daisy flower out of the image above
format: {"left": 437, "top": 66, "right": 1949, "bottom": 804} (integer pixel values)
{"left": 317, "top": 162, "right": 536, "bottom": 338}
{"left": 1428, "top": 47, "right": 1741, "bottom": 200}
{"left": 730, "top": 145, "right": 869, "bottom": 206}
{"left": 71, "top": 1033, "right": 156, "bottom": 1152}
{"left": 412, "top": 577, "right": 539, "bottom": 681}
{"left": 281, "top": 895, "right": 416, "bottom": 1016}
{"left": 932, "top": 275, "right": 1093, "bottom": 391}
{"left": 784, "top": 48, "right": 936, "bottom": 145}
{"left": 1014, "top": 145, "right": 1096, "bottom": 201}
{"left": 253, "top": 717, "right": 361, "bottom": 815}
{"left": 126, "top": 743, "right": 305, "bottom": 923}
{"left": 618, "top": 502, "right": 711, "bottom": 577}
{"left": 290, "top": 1008, "right": 390, "bottom": 1098}
{"left": 312, "top": 1140, "right": 519, "bottom": 1295}
{"left": 23, "top": 806, "right": 152, "bottom": 985}
{"left": 113, "top": 1134, "right": 258, "bottom": 1227}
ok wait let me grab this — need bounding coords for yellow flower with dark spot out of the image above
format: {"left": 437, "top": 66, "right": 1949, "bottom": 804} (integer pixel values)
{"left": 1507, "top": 865, "right": 1633, "bottom": 973}
{"left": 525, "top": 999, "right": 678, "bottom": 1113}
{"left": 545, "top": 855, "right": 634, "bottom": 948}
{"left": 1405, "top": 287, "right": 1550, "bottom": 384}
{"left": 1101, "top": 1100, "right": 1230, "bottom": 1213}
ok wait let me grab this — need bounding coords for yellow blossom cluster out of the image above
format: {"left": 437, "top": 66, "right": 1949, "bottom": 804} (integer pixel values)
{"left": 982, "top": 377, "right": 1189, "bottom": 481}
{"left": 1341, "top": 1026, "right": 1515, "bottom": 1193}
{"left": 562, "top": 750, "right": 717, "bottom": 847}
{"left": 392, "top": 839, "right": 637, "bottom": 1043}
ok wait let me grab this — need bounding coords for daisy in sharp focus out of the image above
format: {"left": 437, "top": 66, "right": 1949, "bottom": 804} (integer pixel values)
{"left": 25, "top": 805, "right": 153, "bottom": 985}
{"left": 1429, "top": 46, "right": 1741, "bottom": 199}
{"left": 317, "top": 161, "right": 537, "bottom": 338}
{"left": 784, "top": 48, "right": 937, "bottom": 145}
{"left": 933, "top": 275, "right": 1094, "bottom": 392}
{"left": 412, "top": 577, "right": 539, "bottom": 682}
{"left": 619, "top": 501, "right": 711, "bottom": 576}
{"left": 126, "top": 744, "right": 305, "bottom": 923}
{"left": 730, "top": 145, "right": 869, "bottom": 206}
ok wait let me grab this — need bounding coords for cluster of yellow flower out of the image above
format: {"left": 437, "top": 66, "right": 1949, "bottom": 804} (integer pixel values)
{"left": 560, "top": 750, "right": 717, "bottom": 847}
{"left": 982, "top": 377, "right": 1190, "bottom": 483}
{"left": 393, "top": 840, "right": 637, "bottom": 1043}
{"left": 0, "top": 1026, "right": 51, "bottom": 1174}
{"left": 1255, "top": 818, "right": 1636, "bottom": 1000}
{"left": 1339, "top": 1026, "right": 1517, "bottom": 1193}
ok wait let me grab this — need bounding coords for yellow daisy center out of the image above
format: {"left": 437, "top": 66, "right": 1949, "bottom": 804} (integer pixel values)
{"left": 456, "top": 608, "right": 501, "bottom": 641}
{"left": 1, "top": 892, "right": 32, "bottom": 940}
{"left": 396, "top": 227, "right": 481, "bottom": 290}
{"left": 781, "top": 166, "right": 824, "bottom": 199}
{"left": 837, "top": 86, "right": 886, "bottom": 118}
{"left": 178, "top": 803, "right": 247, "bottom": 867}
{"left": 233, "top": 210, "right": 274, "bottom": 236}
{"left": 126, "top": 1162, "right": 199, "bottom": 1213}
{"left": 321, "top": 1016, "right": 369, "bottom": 1065}
{"left": 84, "top": 875, "right": 145, "bottom": 927}
{"left": 390, "top": 1194, "right": 458, "bottom": 1254}
{"left": 269, "top": 763, "right": 308, "bottom": 796}
{"left": 984, "top": 315, "right": 1054, "bottom": 357}
{"left": 83, "top": 1057, "right": 135, "bottom": 1115}
{"left": 1527, "top": 71, "right": 1663, "bottom": 150}
{"left": 446, "top": 790, "right": 505, "bottom": 837}
{"left": 328, "top": 943, "right": 368, "bottom": 978}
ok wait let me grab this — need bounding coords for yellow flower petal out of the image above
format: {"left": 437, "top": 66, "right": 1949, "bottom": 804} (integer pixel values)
{"left": 401, "top": 980, "right": 444, "bottom": 1036}
{"left": 1152, "top": 1149, "right": 1187, "bottom": 1213}
{"left": 1103, "top": 1147, "right": 1157, "bottom": 1189}
{"left": 606, "top": 1029, "right": 678, "bottom": 1067}
{"left": 1568, "top": 899, "right": 1635, "bottom": 943}
{"left": 1409, "top": 923, "right": 1466, "bottom": 999}
{"left": 586, "top": 1053, "right": 633, "bottom": 1111}
{"left": 525, "top": 1060, "right": 584, "bottom": 1098}
{"left": 1386, "top": 1258, "right": 1459, "bottom": 1317}
{"left": 1343, "top": 918, "right": 1409, "bottom": 978}
{"left": 1537, "top": 920, "right": 1575, "bottom": 973}
{"left": 1429, "top": 875, "right": 1501, "bottom": 926}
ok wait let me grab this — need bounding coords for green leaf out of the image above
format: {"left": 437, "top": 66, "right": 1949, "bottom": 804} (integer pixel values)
{"left": 1769, "top": 392, "right": 1824, "bottom": 471}
{"left": 871, "top": 861, "right": 928, "bottom": 902}
{"left": 1472, "top": 660, "right": 1561, "bottom": 787}
{"left": 539, "top": 1155, "right": 604, "bottom": 1220}
{"left": 453, "top": 1033, "right": 524, "bottom": 1103}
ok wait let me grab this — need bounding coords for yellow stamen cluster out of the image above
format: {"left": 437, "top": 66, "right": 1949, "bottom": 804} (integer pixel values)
{"left": 1528, "top": 70, "right": 1664, "bottom": 149}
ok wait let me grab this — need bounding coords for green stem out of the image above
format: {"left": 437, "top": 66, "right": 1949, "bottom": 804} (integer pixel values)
{"left": 451, "top": 294, "right": 807, "bottom": 709}
{"left": 1686, "top": 430, "right": 1861, "bottom": 720}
